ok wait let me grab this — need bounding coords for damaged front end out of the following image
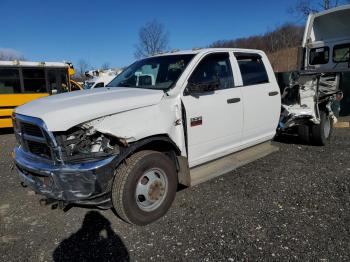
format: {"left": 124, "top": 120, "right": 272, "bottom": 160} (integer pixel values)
{"left": 13, "top": 115, "right": 124, "bottom": 208}
{"left": 54, "top": 124, "right": 121, "bottom": 162}
{"left": 277, "top": 72, "right": 341, "bottom": 133}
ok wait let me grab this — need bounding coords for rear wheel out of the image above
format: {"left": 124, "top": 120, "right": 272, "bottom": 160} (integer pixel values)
{"left": 298, "top": 125, "right": 310, "bottom": 143}
{"left": 112, "top": 150, "right": 177, "bottom": 225}
{"left": 311, "top": 111, "right": 333, "bottom": 146}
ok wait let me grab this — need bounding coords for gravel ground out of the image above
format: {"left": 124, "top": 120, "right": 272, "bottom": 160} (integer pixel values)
{"left": 0, "top": 127, "right": 350, "bottom": 261}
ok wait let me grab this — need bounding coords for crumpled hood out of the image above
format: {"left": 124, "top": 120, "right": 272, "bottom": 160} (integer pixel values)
{"left": 15, "top": 87, "right": 164, "bottom": 131}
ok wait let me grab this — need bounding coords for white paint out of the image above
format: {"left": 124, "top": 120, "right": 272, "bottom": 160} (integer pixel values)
{"left": 238, "top": 54, "right": 281, "bottom": 144}
{"left": 15, "top": 87, "right": 164, "bottom": 131}
{"left": 302, "top": 4, "right": 350, "bottom": 72}
{"left": 15, "top": 48, "right": 281, "bottom": 167}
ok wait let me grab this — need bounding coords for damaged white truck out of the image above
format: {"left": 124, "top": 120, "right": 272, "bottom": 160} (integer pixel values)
{"left": 13, "top": 49, "right": 281, "bottom": 225}
{"left": 277, "top": 4, "right": 350, "bottom": 143}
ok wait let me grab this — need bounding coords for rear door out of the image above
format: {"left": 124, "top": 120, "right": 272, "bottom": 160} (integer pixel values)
{"left": 182, "top": 52, "right": 244, "bottom": 167}
{"left": 234, "top": 52, "right": 280, "bottom": 145}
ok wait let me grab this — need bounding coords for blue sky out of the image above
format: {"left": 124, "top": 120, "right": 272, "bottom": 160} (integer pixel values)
{"left": 0, "top": 0, "right": 298, "bottom": 69}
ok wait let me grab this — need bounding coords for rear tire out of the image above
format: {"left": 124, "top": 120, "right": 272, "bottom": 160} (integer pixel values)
{"left": 112, "top": 150, "right": 177, "bottom": 225}
{"left": 311, "top": 111, "right": 333, "bottom": 146}
{"left": 298, "top": 125, "right": 310, "bottom": 144}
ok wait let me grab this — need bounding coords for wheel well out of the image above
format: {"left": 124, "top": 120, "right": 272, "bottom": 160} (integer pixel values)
{"left": 113, "top": 135, "right": 190, "bottom": 186}
{"left": 133, "top": 136, "right": 189, "bottom": 185}
{"left": 134, "top": 138, "right": 181, "bottom": 156}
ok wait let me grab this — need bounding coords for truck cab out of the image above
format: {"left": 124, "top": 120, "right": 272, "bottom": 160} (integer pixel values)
{"left": 13, "top": 48, "right": 280, "bottom": 225}
{"left": 302, "top": 4, "right": 350, "bottom": 73}
{"left": 278, "top": 4, "right": 350, "bottom": 145}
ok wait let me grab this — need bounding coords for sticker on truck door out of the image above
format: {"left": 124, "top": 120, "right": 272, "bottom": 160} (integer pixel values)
{"left": 190, "top": 116, "right": 202, "bottom": 127}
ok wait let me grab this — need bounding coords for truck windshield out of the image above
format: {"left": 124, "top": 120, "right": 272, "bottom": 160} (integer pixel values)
{"left": 107, "top": 54, "right": 195, "bottom": 90}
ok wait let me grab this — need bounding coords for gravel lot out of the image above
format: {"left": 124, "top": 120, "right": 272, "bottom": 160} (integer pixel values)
{"left": 1, "top": 125, "right": 350, "bottom": 261}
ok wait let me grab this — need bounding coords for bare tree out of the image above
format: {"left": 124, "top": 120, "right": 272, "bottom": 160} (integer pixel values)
{"left": 0, "top": 48, "right": 24, "bottom": 61}
{"left": 77, "top": 59, "right": 90, "bottom": 79}
{"left": 134, "top": 20, "right": 169, "bottom": 59}
{"left": 289, "top": 0, "right": 349, "bottom": 18}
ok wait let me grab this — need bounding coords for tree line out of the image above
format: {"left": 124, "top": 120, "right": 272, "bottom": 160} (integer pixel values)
{"left": 210, "top": 23, "right": 304, "bottom": 55}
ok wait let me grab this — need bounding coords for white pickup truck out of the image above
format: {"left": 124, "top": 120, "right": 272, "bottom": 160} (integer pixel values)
{"left": 13, "top": 48, "right": 281, "bottom": 225}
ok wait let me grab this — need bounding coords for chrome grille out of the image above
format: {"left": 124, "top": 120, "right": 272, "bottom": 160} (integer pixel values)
{"left": 13, "top": 115, "right": 55, "bottom": 160}
{"left": 21, "top": 122, "right": 43, "bottom": 137}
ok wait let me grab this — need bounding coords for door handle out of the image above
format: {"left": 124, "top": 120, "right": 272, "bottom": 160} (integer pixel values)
{"left": 227, "top": 98, "right": 241, "bottom": 104}
{"left": 268, "top": 91, "right": 279, "bottom": 96}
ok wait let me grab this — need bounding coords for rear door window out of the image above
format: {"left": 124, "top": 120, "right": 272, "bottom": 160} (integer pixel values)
{"left": 309, "top": 47, "right": 329, "bottom": 65}
{"left": 22, "top": 68, "right": 47, "bottom": 93}
{"left": 236, "top": 54, "right": 269, "bottom": 86}
{"left": 0, "top": 68, "right": 21, "bottom": 94}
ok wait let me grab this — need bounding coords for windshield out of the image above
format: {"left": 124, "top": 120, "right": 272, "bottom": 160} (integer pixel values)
{"left": 107, "top": 54, "right": 195, "bottom": 90}
{"left": 84, "top": 81, "right": 95, "bottom": 89}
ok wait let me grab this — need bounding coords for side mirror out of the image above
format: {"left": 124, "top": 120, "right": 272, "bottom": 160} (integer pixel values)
{"left": 186, "top": 79, "right": 220, "bottom": 95}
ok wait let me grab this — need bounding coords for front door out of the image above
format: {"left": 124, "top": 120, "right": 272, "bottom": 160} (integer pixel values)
{"left": 181, "top": 52, "right": 243, "bottom": 167}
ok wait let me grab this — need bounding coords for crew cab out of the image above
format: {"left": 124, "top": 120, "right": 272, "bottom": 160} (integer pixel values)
{"left": 13, "top": 48, "right": 281, "bottom": 225}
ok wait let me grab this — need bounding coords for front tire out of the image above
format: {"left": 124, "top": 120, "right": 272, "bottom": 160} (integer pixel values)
{"left": 311, "top": 111, "right": 333, "bottom": 146}
{"left": 112, "top": 150, "right": 177, "bottom": 225}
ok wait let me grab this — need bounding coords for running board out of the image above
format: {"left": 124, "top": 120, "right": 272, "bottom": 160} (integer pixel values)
{"left": 189, "top": 142, "right": 278, "bottom": 186}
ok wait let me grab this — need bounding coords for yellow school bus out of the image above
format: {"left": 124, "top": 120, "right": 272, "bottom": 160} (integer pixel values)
{"left": 0, "top": 61, "right": 82, "bottom": 128}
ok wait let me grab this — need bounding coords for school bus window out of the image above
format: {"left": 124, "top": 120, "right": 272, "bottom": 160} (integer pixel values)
{"left": 59, "top": 69, "right": 69, "bottom": 92}
{"left": 22, "top": 68, "right": 47, "bottom": 93}
{"left": 47, "top": 69, "right": 59, "bottom": 93}
{"left": 0, "top": 68, "right": 21, "bottom": 94}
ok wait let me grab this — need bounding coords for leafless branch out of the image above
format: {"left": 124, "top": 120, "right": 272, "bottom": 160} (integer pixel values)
{"left": 134, "top": 20, "right": 169, "bottom": 59}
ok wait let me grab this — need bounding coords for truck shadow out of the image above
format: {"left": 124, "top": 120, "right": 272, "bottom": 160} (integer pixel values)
{"left": 52, "top": 211, "right": 129, "bottom": 262}
{"left": 274, "top": 133, "right": 314, "bottom": 146}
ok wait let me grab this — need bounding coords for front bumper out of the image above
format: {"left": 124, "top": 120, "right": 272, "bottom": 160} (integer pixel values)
{"left": 14, "top": 146, "right": 117, "bottom": 206}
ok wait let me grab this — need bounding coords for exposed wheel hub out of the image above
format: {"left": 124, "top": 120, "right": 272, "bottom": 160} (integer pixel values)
{"left": 135, "top": 168, "right": 168, "bottom": 212}
{"left": 148, "top": 180, "right": 165, "bottom": 201}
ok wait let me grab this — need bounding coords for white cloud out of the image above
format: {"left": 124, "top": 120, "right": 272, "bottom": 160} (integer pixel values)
{"left": 0, "top": 48, "right": 24, "bottom": 60}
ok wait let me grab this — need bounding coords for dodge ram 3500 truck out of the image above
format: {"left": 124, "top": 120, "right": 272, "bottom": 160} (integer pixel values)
{"left": 13, "top": 48, "right": 281, "bottom": 225}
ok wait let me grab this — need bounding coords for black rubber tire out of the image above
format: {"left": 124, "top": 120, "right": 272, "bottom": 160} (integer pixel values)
{"left": 311, "top": 111, "right": 333, "bottom": 146}
{"left": 298, "top": 125, "right": 310, "bottom": 144}
{"left": 112, "top": 150, "right": 177, "bottom": 225}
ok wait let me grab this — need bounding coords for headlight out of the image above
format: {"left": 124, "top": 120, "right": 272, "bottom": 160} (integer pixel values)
{"left": 12, "top": 115, "right": 22, "bottom": 147}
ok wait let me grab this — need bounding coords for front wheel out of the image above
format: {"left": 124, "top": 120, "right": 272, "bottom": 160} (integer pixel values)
{"left": 112, "top": 150, "right": 177, "bottom": 225}
{"left": 311, "top": 111, "right": 333, "bottom": 146}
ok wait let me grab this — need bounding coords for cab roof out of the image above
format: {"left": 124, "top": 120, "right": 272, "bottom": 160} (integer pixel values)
{"left": 150, "top": 48, "right": 266, "bottom": 57}
{"left": 302, "top": 4, "right": 350, "bottom": 45}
